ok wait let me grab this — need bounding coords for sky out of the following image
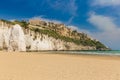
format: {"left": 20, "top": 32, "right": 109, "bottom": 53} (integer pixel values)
{"left": 0, "top": 0, "right": 120, "bottom": 50}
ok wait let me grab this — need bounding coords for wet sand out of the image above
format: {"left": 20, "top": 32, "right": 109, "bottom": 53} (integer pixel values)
{"left": 0, "top": 51, "right": 120, "bottom": 80}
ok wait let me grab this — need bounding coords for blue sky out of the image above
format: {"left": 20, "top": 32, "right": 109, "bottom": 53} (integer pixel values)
{"left": 0, "top": 0, "right": 120, "bottom": 50}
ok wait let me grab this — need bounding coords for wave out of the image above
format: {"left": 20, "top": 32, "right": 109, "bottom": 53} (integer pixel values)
{"left": 54, "top": 50, "right": 120, "bottom": 56}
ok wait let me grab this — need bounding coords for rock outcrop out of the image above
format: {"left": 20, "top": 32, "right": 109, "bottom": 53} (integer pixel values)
{"left": 0, "top": 24, "right": 26, "bottom": 51}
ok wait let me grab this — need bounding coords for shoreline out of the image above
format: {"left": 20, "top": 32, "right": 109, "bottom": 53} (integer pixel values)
{"left": 1, "top": 51, "right": 120, "bottom": 60}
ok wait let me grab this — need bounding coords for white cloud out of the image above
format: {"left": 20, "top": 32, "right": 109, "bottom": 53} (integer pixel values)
{"left": 68, "top": 0, "right": 78, "bottom": 16}
{"left": 88, "top": 13, "right": 120, "bottom": 50}
{"left": 68, "top": 25, "right": 92, "bottom": 34}
{"left": 67, "top": 16, "right": 74, "bottom": 25}
{"left": 47, "top": 0, "right": 77, "bottom": 24}
{"left": 88, "top": 12, "right": 117, "bottom": 31}
{"left": 92, "top": 0, "right": 120, "bottom": 6}
{"left": 47, "top": 0, "right": 77, "bottom": 16}
{"left": 68, "top": 25, "right": 78, "bottom": 30}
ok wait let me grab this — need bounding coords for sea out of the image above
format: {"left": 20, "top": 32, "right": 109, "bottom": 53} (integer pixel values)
{"left": 52, "top": 50, "right": 120, "bottom": 56}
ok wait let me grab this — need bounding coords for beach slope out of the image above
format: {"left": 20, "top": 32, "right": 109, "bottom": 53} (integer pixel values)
{"left": 0, "top": 51, "right": 120, "bottom": 80}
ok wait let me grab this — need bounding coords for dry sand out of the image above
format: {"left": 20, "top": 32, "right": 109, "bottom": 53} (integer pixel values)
{"left": 0, "top": 51, "right": 120, "bottom": 80}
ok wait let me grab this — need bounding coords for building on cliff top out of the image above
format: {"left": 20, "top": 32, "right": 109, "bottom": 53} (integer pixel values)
{"left": 29, "top": 19, "right": 49, "bottom": 26}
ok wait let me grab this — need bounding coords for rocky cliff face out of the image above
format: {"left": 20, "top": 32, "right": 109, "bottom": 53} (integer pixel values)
{"left": 0, "top": 19, "right": 108, "bottom": 51}
{"left": 0, "top": 24, "right": 26, "bottom": 51}
{"left": 25, "top": 30, "right": 96, "bottom": 51}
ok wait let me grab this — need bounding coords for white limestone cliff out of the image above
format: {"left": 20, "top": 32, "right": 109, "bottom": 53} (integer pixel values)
{"left": 8, "top": 24, "right": 26, "bottom": 51}
{"left": 0, "top": 24, "right": 26, "bottom": 51}
{"left": 0, "top": 21, "right": 96, "bottom": 51}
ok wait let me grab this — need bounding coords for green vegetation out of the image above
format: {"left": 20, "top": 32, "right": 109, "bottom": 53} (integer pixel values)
{"left": 95, "top": 41, "right": 107, "bottom": 50}
{"left": 0, "top": 19, "right": 14, "bottom": 24}
{"left": 13, "top": 20, "right": 29, "bottom": 29}
{"left": 32, "top": 27, "right": 107, "bottom": 50}
{"left": 0, "top": 19, "right": 29, "bottom": 28}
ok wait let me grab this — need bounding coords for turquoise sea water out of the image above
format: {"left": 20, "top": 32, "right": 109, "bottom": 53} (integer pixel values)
{"left": 56, "top": 50, "right": 120, "bottom": 56}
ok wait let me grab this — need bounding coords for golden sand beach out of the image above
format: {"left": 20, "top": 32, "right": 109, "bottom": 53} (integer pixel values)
{"left": 0, "top": 51, "right": 120, "bottom": 80}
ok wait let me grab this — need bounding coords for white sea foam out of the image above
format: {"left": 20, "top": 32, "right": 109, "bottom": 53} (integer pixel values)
{"left": 53, "top": 50, "right": 120, "bottom": 56}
